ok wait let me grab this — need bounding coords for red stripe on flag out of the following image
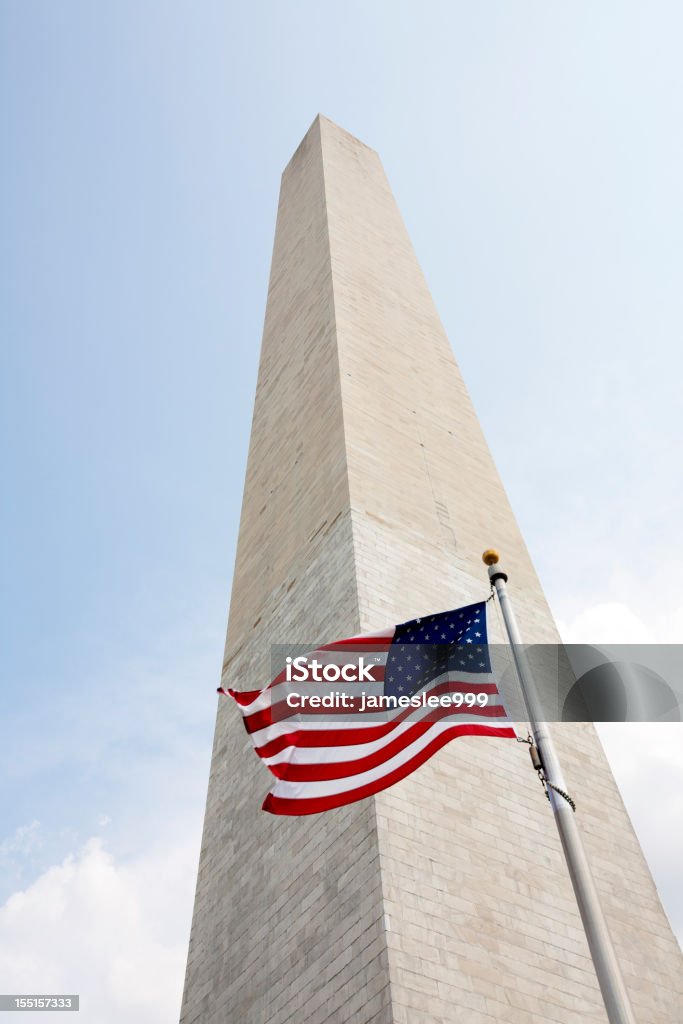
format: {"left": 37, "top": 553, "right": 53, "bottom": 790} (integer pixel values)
{"left": 268, "top": 708, "right": 509, "bottom": 782}
{"left": 261, "top": 724, "right": 516, "bottom": 815}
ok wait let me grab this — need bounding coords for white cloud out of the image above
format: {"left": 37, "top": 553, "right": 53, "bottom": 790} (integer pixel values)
{"left": 557, "top": 599, "right": 683, "bottom": 949}
{"left": 596, "top": 723, "right": 683, "bottom": 947}
{"left": 0, "top": 821, "right": 44, "bottom": 894}
{"left": 557, "top": 600, "right": 683, "bottom": 646}
{"left": 558, "top": 602, "right": 656, "bottom": 644}
{"left": 1, "top": 612, "right": 215, "bottom": 1022}
{"left": 0, "top": 835, "right": 198, "bottom": 1024}
{"left": 0, "top": 821, "right": 42, "bottom": 861}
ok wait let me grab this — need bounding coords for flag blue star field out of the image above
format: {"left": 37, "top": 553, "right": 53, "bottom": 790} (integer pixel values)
{"left": 384, "top": 602, "right": 491, "bottom": 702}
{"left": 222, "top": 599, "right": 515, "bottom": 815}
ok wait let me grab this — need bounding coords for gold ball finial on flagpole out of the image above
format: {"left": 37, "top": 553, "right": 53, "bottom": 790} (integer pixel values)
{"left": 482, "top": 549, "right": 500, "bottom": 566}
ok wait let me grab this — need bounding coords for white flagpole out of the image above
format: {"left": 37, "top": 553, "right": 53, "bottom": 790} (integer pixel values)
{"left": 482, "top": 550, "right": 636, "bottom": 1024}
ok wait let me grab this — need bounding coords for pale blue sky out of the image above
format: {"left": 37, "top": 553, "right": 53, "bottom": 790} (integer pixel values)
{"left": 1, "top": 3, "right": 682, "bottom": 1019}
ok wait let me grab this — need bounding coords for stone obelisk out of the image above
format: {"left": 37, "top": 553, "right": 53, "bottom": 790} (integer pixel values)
{"left": 180, "top": 116, "right": 682, "bottom": 1023}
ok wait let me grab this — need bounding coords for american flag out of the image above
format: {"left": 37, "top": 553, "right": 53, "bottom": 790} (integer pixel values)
{"left": 222, "top": 600, "right": 515, "bottom": 815}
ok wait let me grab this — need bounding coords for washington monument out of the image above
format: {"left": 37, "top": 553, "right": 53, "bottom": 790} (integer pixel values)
{"left": 180, "top": 116, "right": 682, "bottom": 1023}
